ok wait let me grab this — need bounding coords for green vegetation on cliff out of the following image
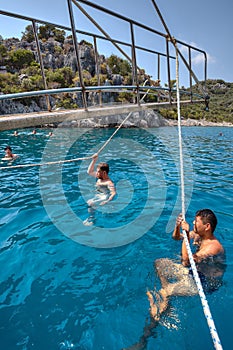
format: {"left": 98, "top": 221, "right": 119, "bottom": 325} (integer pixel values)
{"left": 0, "top": 24, "right": 232, "bottom": 122}
{"left": 159, "top": 79, "right": 233, "bottom": 123}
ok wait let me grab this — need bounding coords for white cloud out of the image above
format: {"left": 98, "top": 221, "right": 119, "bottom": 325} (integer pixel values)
{"left": 192, "top": 53, "right": 205, "bottom": 65}
{"left": 193, "top": 52, "right": 215, "bottom": 65}
{"left": 206, "top": 53, "right": 215, "bottom": 64}
{"left": 178, "top": 42, "right": 215, "bottom": 66}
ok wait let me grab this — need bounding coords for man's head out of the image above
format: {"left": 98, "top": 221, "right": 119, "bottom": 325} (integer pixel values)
{"left": 194, "top": 209, "right": 217, "bottom": 234}
{"left": 5, "top": 146, "right": 12, "bottom": 152}
{"left": 96, "top": 162, "right": 109, "bottom": 179}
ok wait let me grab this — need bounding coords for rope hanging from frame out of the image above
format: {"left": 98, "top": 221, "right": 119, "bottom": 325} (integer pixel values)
{"left": 175, "top": 42, "right": 223, "bottom": 350}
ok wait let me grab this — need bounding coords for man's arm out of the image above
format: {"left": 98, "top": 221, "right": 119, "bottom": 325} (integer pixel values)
{"left": 172, "top": 214, "right": 183, "bottom": 240}
{"left": 87, "top": 154, "right": 98, "bottom": 177}
{"left": 181, "top": 220, "right": 190, "bottom": 266}
{"left": 107, "top": 181, "right": 116, "bottom": 202}
{"left": 172, "top": 215, "right": 196, "bottom": 241}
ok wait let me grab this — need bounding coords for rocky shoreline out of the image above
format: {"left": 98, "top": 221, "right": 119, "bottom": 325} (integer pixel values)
{"left": 58, "top": 109, "right": 168, "bottom": 128}
{"left": 165, "top": 118, "right": 233, "bottom": 127}
{"left": 58, "top": 110, "right": 233, "bottom": 128}
{"left": 1, "top": 108, "right": 232, "bottom": 130}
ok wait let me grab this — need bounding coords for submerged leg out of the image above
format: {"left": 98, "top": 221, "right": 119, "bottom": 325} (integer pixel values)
{"left": 123, "top": 259, "right": 197, "bottom": 350}
{"left": 155, "top": 258, "right": 186, "bottom": 285}
{"left": 146, "top": 291, "right": 159, "bottom": 321}
{"left": 83, "top": 203, "right": 96, "bottom": 226}
{"left": 122, "top": 290, "right": 165, "bottom": 350}
{"left": 146, "top": 287, "right": 169, "bottom": 322}
{"left": 122, "top": 314, "right": 158, "bottom": 350}
{"left": 154, "top": 258, "right": 197, "bottom": 297}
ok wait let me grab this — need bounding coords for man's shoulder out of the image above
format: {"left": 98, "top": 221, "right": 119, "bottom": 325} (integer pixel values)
{"left": 104, "top": 177, "right": 114, "bottom": 185}
{"left": 212, "top": 238, "right": 224, "bottom": 254}
{"left": 202, "top": 238, "right": 224, "bottom": 256}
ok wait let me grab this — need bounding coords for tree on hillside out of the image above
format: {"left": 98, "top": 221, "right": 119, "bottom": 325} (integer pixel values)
{"left": 79, "top": 40, "right": 93, "bottom": 48}
{"left": 0, "top": 44, "right": 7, "bottom": 65}
{"left": 107, "top": 54, "right": 131, "bottom": 75}
{"left": 0, "top": 72, "right": 20, "bottom": 94}
{"left": 21, "top": 25, "right": 35, "bottom": 43}
{"left": 38, "top": 24, "right": 66, "bottom": 43}
{"left": 119, "top": 59, "right": 132, "bottom": 76}
{"left": 165, "top": 79, "right": 176, "bottom": 89}
{"left": 22, "top": 24, "right": 66, "bottom": 43}
{"left": 46, "top": 67, "right": 74, "bottom": 88}
{"left": 7, "top": 49, "right": 35, "bottom": 71}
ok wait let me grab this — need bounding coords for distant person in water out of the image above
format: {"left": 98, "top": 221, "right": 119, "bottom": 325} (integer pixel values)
{"left": 13, "top": 131, "right": 19, "bottom": 137}
{"left": 124, "top": 209, "right": 225, "bottom": 350}
{"left": 32, "top": 129, "right": 37, "bottom": 135}
{"left": 83, "top": 153, "right": 116, "bottom": 226}
{"left": 2, "top": 146, "right": 18, "bottom": 161}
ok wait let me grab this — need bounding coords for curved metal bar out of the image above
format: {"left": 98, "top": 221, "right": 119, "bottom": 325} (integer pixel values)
{"left": 0, "top": 85, "right": 204, "bottom": 101}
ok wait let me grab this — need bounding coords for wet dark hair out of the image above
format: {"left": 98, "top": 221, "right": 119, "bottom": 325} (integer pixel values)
{"left": 4, "top": 146, "right": 12, "bottom": 151}
{"left": 97, "top": 162, "right": 109, "bottom": 174}
{"left": 195, "top": 209, "right": 217, "bottom": 233}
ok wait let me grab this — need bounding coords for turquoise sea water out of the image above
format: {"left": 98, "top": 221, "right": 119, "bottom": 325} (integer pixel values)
{"left": 0, "top": 126, "right": 232, "bottom": 350}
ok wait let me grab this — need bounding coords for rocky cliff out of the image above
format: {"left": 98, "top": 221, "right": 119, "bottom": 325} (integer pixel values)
{"left": 0, "top": 35, "right": 132, "bottom": 116}
{"left": 58, "top": 109, "right": 169, "bottom": 128}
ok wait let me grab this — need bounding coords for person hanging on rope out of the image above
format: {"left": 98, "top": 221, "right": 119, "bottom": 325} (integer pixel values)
{"left": 147, "top": 208, "right": 225, "bottom": 321}
{"left": 83, "top": 153, "right": 116, "bottom": 226}
{"left": 124, "top": 209, "right": 225, "bottom": 350}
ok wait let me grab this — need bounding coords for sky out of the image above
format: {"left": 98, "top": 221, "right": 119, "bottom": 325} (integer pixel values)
{"left": 0, "top": 0, "right": 232, "bottom": 87}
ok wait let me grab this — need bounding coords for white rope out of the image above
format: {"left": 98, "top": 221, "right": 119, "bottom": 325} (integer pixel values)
{"left": 0, "top": 112, "right": 133, "bottom": 170}
{"left": 96, "top": 111, "right": 132, "bottom": 155}
{"left": 175, "top": 45, "right": 223, "bottom": 350}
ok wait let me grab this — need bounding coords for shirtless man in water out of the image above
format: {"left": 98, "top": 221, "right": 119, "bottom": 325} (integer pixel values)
{"left": 83, "top": 154, "right": 116, "bottom": 225}
{"left": 124, "top": 209, "right": 225, "bottom": 350}
{"left": 147, "top": 208, "right": 225, "bottom": 321}
{"left": 2, "top": 146, "right": 18, "bottom": 161}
